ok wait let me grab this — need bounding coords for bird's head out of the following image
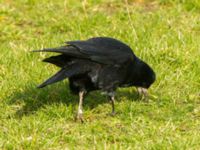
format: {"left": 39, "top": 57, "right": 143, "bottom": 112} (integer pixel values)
{"left": 138, "top": 61, "right": 156, "bottom": 88}
{"left": 132, "top": 59, "right": 156, "bottom": 97}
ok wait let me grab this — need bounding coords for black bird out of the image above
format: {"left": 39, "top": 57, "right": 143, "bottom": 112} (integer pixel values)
{"left": 33, "top": 37, "right": 155, "bottom": 122}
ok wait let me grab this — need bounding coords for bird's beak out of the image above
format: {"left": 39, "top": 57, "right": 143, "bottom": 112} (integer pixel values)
{"left": 137, "top": 87, "right": 148, "bottom": 99}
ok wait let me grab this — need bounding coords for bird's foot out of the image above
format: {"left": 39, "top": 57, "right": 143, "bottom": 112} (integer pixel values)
{"left": 108, "top": 111, "right": 116, "bottom": 117}
{"left": 75, "top": 113, "right": 84, "bottom": 123}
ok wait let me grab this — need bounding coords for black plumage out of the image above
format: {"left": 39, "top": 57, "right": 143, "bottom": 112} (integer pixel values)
{"left": 33, "top": 37, "right": 156, "bottom": 122}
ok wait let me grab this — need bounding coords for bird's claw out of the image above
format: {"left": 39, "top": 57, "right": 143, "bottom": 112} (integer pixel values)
{"left": 108, "top": 111, "right": 116, "bottom": 117}
{"left": 75, "top": 113, "right": 84, "bottom": 123}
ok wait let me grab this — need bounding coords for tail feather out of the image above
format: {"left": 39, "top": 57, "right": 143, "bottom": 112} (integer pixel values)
{"left": 38, "top": 68, "right": 68, "bottom": 88}
{"left": 43, "top": 55, "right": 70, "bottom": 67}
{"left": 34, "top": 45, "right": 92, "bottom": 88}
{"left": 38, "top": 63, "right": 88, "bottom": 88}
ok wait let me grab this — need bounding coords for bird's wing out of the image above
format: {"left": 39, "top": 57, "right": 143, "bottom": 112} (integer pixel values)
{"left": 66, "top": 37, "right": 135, "bottom": 65}
{"left": 33, "top": 37, "right": 135, "bottom": 65}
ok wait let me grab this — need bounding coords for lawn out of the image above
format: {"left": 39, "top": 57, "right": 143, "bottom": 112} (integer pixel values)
{"left": 0, "top": 0, "right": 200, "bottom": 149}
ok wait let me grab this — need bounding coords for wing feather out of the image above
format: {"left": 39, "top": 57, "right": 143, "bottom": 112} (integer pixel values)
{"left": 33, "top": 37, "right": 135, "bottom": 65}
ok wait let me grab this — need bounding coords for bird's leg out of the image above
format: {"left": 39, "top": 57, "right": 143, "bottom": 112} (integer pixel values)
{"left": 76, "top": 90, "right": 85, "bottom": 123}
{"left": 108, "top": 94, "right": 115, "bottom": 116}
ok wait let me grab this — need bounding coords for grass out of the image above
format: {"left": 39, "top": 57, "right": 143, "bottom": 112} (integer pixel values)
{"left": 0, "top": 0, "right": 200, "bottom": 149}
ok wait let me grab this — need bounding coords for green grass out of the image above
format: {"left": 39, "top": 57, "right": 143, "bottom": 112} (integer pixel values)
{"left": 0, "top": 0, "right": 200, "bottom": 149}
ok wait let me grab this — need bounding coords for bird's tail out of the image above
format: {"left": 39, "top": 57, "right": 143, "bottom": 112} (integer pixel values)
{"left": 42, "top": 55, "right": 71, "bottom": 67}
{"left": 33, "top": 45, "right": 90, "bottom": 88}
{"left": 38, "top": 63, "right": 85, "bottom": 88}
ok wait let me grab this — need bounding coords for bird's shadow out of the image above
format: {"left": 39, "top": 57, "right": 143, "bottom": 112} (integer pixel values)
{"left": 8, "top": 82, "right": 140, "bottom": 119}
